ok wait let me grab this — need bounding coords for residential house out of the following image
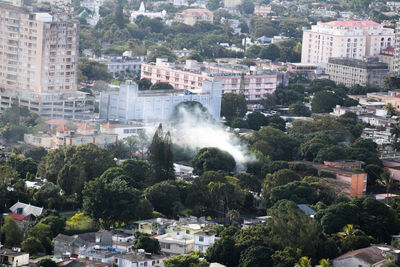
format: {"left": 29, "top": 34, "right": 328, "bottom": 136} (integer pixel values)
{"left": 54, "top": 230, "right": 112, "bottom": 258}
{"left": 6, "top": 202, "right": 43, "bottom": 231}
{"left": 134, "top": 218, "right": 177, "bottom": 235}
{"left": 175, "top": 9, "right": 213, "bottom": 26}
{"left": 193, "top": 231, "right": 216, "bottom": 253}
{"left": 9, "top": 201, "right": 43, "bottom": 218}
{"left": 333, "top": 245, "right": 400, "bottom": 267}
{"left": 155, "top": 228, "right": 194, "bottom": 255}
{"left": 115, "top": 250, "right": 166, "bottom": 267}
{"left": 0, "top": 249, "right": 29, "bottom": 266}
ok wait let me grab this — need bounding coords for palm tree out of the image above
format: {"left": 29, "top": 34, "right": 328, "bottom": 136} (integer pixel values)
{"left": 295, "top": 256, "right": 312, "bottom": 267}
{"left": 338, "top": 224, "right": 355, "bottom": 240}
{"left": 378, "top": 172, "right": 394, "bottom": 200}
{"left": 319, "top": 258, "right": 332, "bottom": 267}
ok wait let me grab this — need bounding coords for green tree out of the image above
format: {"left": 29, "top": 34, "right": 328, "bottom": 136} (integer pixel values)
{"left": 2, "top": 216, "right": 23, "bottom": 248}
{"left": 264, "top": 169, "right": 301, "bottom": 190}
{"left": 247, "top": 111, "right": 268, "bottom": 130}
{"left": 378, "top": 172, "right": 394, "bottom": 199}
{"left": 239, "top": 246, "right": 274, "bottom": 267}
{"left": 192, "top": 147, "right": 236, "bottom": 175}
{"left": 135, "top": 199, "right": 154, "bottom": 220}
{"left": 295, "top": 257, "right": 312, "bottom": 267}
{"left": 270, "top": 205, "right": 323, "bottom": 258}
{"left": 240, "top": 0, "right": 255, "bottom": 14}
{"left": 272, "top": 247, "right": 301, "bottom": 267}
{"left": 207, "top": 0, "right": 221, "bottom": 10}
{"left": 137, "top": 78, "right": 152, "bottom": 90}
{"left": 82, "top": 177, "right": 141, "bottom": 229}
{"left": 311, "top": 91, "right": 342, "bottom": 113}
{"left": 205, "top": 236, "right": 240, "bottom": 267}
{"left": 36, "top": 259, "right": 58, "bottom": 267}
{"left": 21, "top": 237, "right": 44, "bottom": 255}
{"left": 221, "top": 93, "right": 247, "bottom": 122}
{"left": 251, "top": 126, "right": 299, "bottom": 160}
{"left": 259, "top": 44, "right": 281, "bottom": 61}
{"left": 78, "top": 58, "right": 113, "bottom": 82}
{"left": 24, "top": 147, "right": 48, "bottom": 162}
{"left": 288, "top": 102, "right": 311, "bottom": 117}
{"left": 245, "top": 45, "right": 263, "bottom": 58}
{"left": 133, "top": 232, "right": 161, "bottom": 254}
{"left": 149, "top": 124, "right": 175, "bottom": 183}
{"left": 114, "top": 0, "right": 125, "bottom": 28}
{"left": 150, "top": 82, "right": 174, "bottom": 90}
{"left": 147, "top": 46, "right": 177, "bottom": 63}
{"left": 164, "top": 254, "right": 202, "bottom": 267}
{"left": 144, "top": 181, "right": 181, "bottom": 217}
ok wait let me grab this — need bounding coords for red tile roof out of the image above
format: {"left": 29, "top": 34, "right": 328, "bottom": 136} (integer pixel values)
{"left": 101, "top": 122, "right": 115, "bottom": 129}
{"left": 8, "top": 213, "right": 25, "bottom": 220}
{"left": 56, "top": 125, "right": 71, "bottom": 131}
{"left": 78, "top": 123, "right": 94, "bottom": 130}
{"left": 46, "top": 119, "right": 69, "bottom": 125}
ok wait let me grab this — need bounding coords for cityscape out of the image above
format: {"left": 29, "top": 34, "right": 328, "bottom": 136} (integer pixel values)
{"left": 1, "top": 0, "right": 400, "bottom": 266}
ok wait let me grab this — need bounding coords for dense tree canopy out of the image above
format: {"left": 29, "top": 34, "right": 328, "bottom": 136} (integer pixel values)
{"left": 192, "top": 147, "right": 236, "bottom": 175}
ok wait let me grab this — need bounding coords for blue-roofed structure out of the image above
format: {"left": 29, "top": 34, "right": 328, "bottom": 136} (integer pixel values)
{"left": 297, "top": 204, "right": 316, "bottom": 216}
{"left": 257, "top": 36, "right": 271, "bottom": 43}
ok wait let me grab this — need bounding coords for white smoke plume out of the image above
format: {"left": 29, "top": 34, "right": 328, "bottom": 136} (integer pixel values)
{"left": 168, "top": 104, "right": 255, "bottom": 171}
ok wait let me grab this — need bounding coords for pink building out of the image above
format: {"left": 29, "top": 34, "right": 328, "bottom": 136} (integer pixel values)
{"left": 301, "top": 20, "right": 394, "bottom": 68}
{"left": 141, "top": 58, "right": 286, "bottom": 102}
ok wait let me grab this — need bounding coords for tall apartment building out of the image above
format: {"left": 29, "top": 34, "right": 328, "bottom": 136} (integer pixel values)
{"left": 394, "top": 21, "right": 400, "bottom": 75}
{"left": 301, "top": 20, "right": 394, "bottom": 68}
{"left": 141, "top": 58, "right": 287, "bottom": 102}
{"left": 326, "top": 57, "right": 389, "bottom": 88}
{"left": 0, "top": 2, "right": 94, "bottom": 120}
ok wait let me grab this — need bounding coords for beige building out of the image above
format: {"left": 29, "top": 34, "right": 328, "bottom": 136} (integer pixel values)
{"left": 0, "top": 249, "right": 29, "bottom": 266}
{"left": 175, "top": 8, "right": 213, "bottom": 26}
{"left": 254, "top": 5, "right": 272, "bottom": 17}
{"left": 302, "top": 20, "right": 394, "bottom": 68}
{"left": 326, "top": 57, "right": 389, "bottom": 87}
{"left": 0, "top": 2, "right": 79, "bottom": 93}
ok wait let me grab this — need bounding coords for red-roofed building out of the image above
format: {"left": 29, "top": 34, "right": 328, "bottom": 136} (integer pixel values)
{"left": 302, "top": 20, "right": 394, "bottom": 68}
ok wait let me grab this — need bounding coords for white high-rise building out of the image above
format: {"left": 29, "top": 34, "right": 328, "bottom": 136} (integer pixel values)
{"left": 301, "top": 20, "right": 394, "bottom": 68}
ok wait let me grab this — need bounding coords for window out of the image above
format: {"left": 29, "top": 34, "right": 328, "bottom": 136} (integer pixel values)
{"left": 199, "top": 236, "right": 204, "bottom": 242}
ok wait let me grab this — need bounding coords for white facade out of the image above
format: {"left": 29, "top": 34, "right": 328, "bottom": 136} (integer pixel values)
{"left": 130, "top": 2, "right": 167, "bottom": 22}
{"left": 99, "top": 80, "right": 222, "bottom": 122}
{"left": 193, "top": 231, "right": 216, "bottom": 253}
{"left": 301, "top": 20, "right": 394, "bottom": 68}
{"left": 155, "top": 229, "right": 194, "bottom": 255}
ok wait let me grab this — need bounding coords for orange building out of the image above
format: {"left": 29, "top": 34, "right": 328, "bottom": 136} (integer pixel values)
{"left": 291, "top": 161, "right": 367, "bottom": 197}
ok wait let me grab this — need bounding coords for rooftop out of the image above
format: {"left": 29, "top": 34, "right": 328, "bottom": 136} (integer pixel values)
{"left": 9, "top": 201, "right": 43, "bottom": 217}
{"left": 334, "top": 245, "right": 398, "bottom": 264}
{"left": 322, "top": 20, "right": 382, "bottom": 27}
{"left": 0, "top": 248, "right": 28, "bottom": 257}
{"left": 328, "top": 57, "right": 389, "bottom": 70}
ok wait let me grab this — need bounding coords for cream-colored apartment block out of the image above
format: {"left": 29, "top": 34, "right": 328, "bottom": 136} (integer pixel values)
{"left": 302, "top": 20, "right": 394, "bottom": 68}
{"left": 0, "top": 2, "right": 79, "bottom": 94}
